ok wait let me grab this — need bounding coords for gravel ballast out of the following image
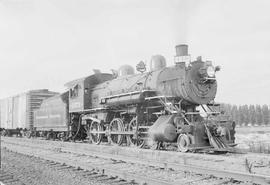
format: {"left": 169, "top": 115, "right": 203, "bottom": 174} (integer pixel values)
{"left": 0, "top": 148, "right": 110, "bottom": 185}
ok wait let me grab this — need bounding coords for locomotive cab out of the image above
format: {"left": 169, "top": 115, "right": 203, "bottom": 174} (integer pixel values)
{"left": 65, "top": 73, "right": 113, "bottom": 113}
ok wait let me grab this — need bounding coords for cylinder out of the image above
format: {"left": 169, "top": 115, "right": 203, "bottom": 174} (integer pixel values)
{"left": 149, "top": 123, "right": 177, "bottom": 142}
{"left": 175, "top": 44, "right": 188, "bottom": 56}
{"left": 148, "top": 115, "right": 177, "bottom": 142}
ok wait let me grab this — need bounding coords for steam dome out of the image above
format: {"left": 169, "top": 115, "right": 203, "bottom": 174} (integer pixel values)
{"left": 118, "top": 65, "right": 135, "bottom": 76}
{"left": 150, "top": 55, "right": 166, "bottom": 71}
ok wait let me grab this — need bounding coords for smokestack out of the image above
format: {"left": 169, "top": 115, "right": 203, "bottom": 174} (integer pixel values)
{"left": 174, "top": 44, "right": 190, "bottom": 65}
{"left": 175, "top": 44, "right": 188, "bottom": 56}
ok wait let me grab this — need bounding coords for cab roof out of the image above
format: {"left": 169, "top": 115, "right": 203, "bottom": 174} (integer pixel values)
{"left": 64, "top": 73, "right": 113, "bottom": 88}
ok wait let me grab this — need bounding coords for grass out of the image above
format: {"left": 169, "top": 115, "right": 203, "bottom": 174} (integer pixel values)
{"left": 247, "top": 141, "right": 270, "bottom": 154}
{"left": 235, "top": 130, "right": 270, "bottom": 154}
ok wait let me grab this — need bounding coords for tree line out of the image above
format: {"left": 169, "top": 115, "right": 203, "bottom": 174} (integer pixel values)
{"left": 219, "top": 104, "right": 270, "bottom": 126}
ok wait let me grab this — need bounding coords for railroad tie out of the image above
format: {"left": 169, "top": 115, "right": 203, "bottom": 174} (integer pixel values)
{"left": 0, "top": 174, "right": 11, "bottom": 179}
{"left": 1, "top": 178, "right": 20, "bottom": 184}
{"left": 95, "top": 176, "right": 115, "bottom": 182}
{"left": 0, "top": 175, "right": 14, "bottom": 181}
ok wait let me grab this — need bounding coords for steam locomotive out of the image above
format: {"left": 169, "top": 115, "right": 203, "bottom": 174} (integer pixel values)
{"left": 2, "top": 45, "right": 236, "bottom": 152}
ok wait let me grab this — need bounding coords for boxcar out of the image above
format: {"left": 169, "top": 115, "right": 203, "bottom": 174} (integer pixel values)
{"left": 0, "top": 89, "right": 58, "bottom": 136}
{"left": 34, "top": 92, "right": 69, "bottom": 139}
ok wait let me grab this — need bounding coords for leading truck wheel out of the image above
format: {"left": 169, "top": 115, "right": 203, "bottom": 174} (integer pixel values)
{"left": 89, "top": 121, "right": 102, "bottom": 145}
{"left": 26, "top": 131, "right": 32, "bottom": 138}
{"left": 1, "top": 129, "right": 7, "bottom": 136}
{"left": 177, "top": 134, "right": 190, "bottom": 152}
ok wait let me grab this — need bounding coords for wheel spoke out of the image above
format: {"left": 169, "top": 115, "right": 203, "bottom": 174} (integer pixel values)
{"left": 127, "top": 117, "right": 145, "bottom": 148}
{"left": 89, "top": 121, "right": 102, "bottom": 145}
{"left": 109, "top": 118, "right": 124, "bottom": 145}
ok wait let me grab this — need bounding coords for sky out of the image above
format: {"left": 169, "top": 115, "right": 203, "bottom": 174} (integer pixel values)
{"left": 0, "top": 0, "right": 269, "bottom": 105}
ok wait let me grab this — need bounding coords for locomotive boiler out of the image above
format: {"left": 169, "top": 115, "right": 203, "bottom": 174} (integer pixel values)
{"left": 31, "top": 44, "right": 235, "bottom": 152}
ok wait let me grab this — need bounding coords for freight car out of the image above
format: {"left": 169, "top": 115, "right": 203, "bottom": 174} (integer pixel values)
{"left": 0, "top": 89, "right": 58, "bottom": 136}
{"left": 32, "top": 44, "right": 235, "bottom": 152}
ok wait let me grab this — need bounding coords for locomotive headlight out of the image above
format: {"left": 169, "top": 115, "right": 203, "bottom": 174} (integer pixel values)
{"left": 206, "top": 66, "right": 215, "bottom": 77}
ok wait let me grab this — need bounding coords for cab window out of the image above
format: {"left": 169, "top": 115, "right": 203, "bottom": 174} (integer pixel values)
{"left": 70, "top": 84, "right": 80, "bottom": 98}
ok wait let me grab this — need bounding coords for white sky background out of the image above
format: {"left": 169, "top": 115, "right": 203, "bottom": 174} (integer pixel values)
{"left": 0, "top": 0, "right": 269, "bottom": 105}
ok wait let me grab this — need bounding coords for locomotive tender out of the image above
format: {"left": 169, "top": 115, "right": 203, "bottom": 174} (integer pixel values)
{"left": 2, "top": 44, "right": 235, "bottom": 152}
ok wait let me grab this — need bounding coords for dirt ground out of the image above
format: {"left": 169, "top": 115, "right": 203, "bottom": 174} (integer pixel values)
{"left": 0, "top": 148, "right": 109, "bottom": 185}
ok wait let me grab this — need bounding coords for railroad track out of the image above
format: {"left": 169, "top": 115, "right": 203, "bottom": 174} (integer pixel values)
{"left": 2, "top": 144, "right": 229, "bottom": 185}
{"left": 2, "top": 137, "right": 270, "bottom": 185}
{"left": 2, "top": 150, "right": 136, "bottom": 185}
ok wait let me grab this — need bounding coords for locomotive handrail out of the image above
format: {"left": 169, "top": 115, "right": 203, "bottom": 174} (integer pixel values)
{"left": 145, "top": 95, "right": 174, "bottom": 100}
{"left": 206, "top": 111, "right": 221, "bottom": 115}
{"left": 207, "top": 103, "right": 220, "bottom": 106}
{"left": 145, "top": 105, "right": 164, "bottom": 109}
{"left": 76, "top": 107, "right": 108, "bottom": 113}
{"left": 101, "top": 89, "right": 155, "bottom": 100}
{"left": 184, "top": 112, "right": 200, "bottom": 115}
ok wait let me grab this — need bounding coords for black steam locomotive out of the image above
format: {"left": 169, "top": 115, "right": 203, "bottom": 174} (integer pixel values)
{"left": 33, "top": 45, "right": 235, "bottom": 152}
